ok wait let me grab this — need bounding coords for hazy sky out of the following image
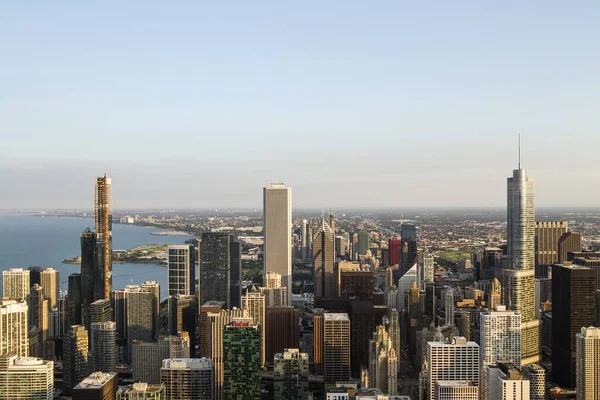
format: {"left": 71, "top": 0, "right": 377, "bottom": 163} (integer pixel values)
{"left": 1, "top": 2, "right": 599, "bottom": 209}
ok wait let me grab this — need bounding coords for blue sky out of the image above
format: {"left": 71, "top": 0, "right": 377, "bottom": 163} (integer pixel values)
{"left": 1, "top": 2, "right": 599, "bottom": 208}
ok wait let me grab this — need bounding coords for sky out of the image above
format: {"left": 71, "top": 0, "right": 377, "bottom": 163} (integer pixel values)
{"left": 1, "top": 1, "right": 599, "bottom": 209}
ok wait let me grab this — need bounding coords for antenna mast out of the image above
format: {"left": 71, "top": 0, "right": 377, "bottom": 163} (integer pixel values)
{"left": 518, "top": 133, "right": 521, "bottom": 169}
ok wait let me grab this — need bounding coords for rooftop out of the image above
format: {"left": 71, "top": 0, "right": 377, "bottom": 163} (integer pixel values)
{"left": 324, "top": 313, "right": 350, "bottom": 321}
{"left": 74, "top": 372, "right": 117, "bottom": 389}
{"left": 436, "top": 380, "right": 475, "bottom": 387}
{"left": 161, "top": 358, "right": 213, "bottom": 370}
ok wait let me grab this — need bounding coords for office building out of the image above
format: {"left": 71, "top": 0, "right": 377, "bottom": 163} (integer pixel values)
{"left": 29, "top": 284, "right": 49, "bottom": 356}
{"left": 125, "top": 285, "right": 154, "bottom": 358}
{"left": 39, "top": 268, "right": 59, "bottom": 309}
{"left": 223, "top": 321, "right": 261, "bottom": 400}
{"left": 242, "top": 285, "right": 266, "bottom": 366}
{"left": 2, "top": 268, "right": 29, "bottom": 300}
{"left": 324, "top": 313, "right": 351, "bottom": 384}
{"left": 132, "top": 334, "right": 190, "bottom": 384}
{"left": 266, "top": 306, "right": 300, "bottom": 364}
{"left": 425, "top": 337, "right": 479, "bottom": 400}
{"left": 229, "top": 236, "right": 242, "bottom": 309}
{"left": 89, "top": 299, "right": 112, "bottom": 325}
{"left": 199, "top": 232, "right": 230, "bottom": 306}
{"left": 485, "top": 362, "right": 531, "bottom": 400}
{"left": 421, "top": 251, "right": 434, "bottom": 284}
{"left": 80, "top": 228, "right": 101, "bottom": 326}
{"left": 260, "top": 272, "right": 289, "bottom": 307}
{"left": 535, "top": 221, "right": 568, "bottom": 278}
{"left": 489, "top": 278, "right": 502, "bottom": 310}
{"left": 357, "top": 230, "right": 369, "bottom": 256}
{"left": 142, "top": 281, "right": 160, "bottom": 337}
{"left": 335, "top": 235, "right": 346, "bottom": 259}
{"left": 444, "top": 287, "right": 455, "bottom": 326}
{"left": 161, "top": 358, "right": 213, "bottom": 400}
{"left": 523, "top": 364, "right": 546, "bottom": 400}
{"left": 400, "top": 224, "right": 417, "bottom": 278}
{"left": 90, "top": 321, "right": 117, "bottom": 373}
{"left": 68, "top": 273, "right": 83, "bottom": 327}
{"left": 558, "top": 232, "right": 581, "bottom": 265}
{"left": 389, "top": 238, "right": 401, "bottom": 266}
{"left": 504, "top": 166, "right": 540, "bottom": 366}
{"left": 117, "top": 382, "right": 165, "bottom": 400}
{"left": 368, "top": 325, "right": 398, "bottom": 395}
{"left": 263, "top": 183, "right": 292, "bottom": 305}
{"left": 199, "top": 301, "right": 225, "bottom": 357}
{"left": 339, "top": 267, "right": 373, "bottom": 300}
{"left": 0, "top": 355, "right": 53, "bottom": 400}
{"left": 313, "top": 309, "right": 324, "bottom": 375}
{"left": 0, "top": 299, "right": 28, "bottom": 357}
{"left": 28, "top": 267, "right": 42, "bottom": 286}
{"left": 576, "top": 327, "right": 600, "bottom": 399}
{"left": 435, "top": 381, "right": 478, "bottom": 400}
{"left": 301, "top": 219, "right": 310, "bottom": 261}
{"left": 552, "top": 264, "right": 596, "bottom": 388}
{"left": 274, "top": 349, "right": 310, "bottom": 400}
{"left": 72, "top": 372, "right": 118, "bottom": 400}
{"left": 397, "top": 264, "right": 417, "bottom": 311}
{"left": 480, "top": 306, "right": 522, "bottom": 366}
{"left": 168, "top": 294, "right": 196, "bottom": 353}
{"left": 63, "top": 325, "right": 89, "bottom": 392}
{"left": 167, "top": 244, "right": 196, "bottom": 297}
{"left": 314, "top": 218, "right": 336, "bottom": 300}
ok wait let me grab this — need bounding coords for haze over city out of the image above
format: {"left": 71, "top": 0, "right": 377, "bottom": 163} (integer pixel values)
{"left": 1, "top": 2, "right": 599, "bottom": 209}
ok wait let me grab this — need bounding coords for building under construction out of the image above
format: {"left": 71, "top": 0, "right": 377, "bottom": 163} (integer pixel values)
{"left": 94, "top": 175, "right": 112, "bottom": 300}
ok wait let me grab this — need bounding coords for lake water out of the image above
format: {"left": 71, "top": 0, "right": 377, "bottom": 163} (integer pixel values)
{"left": 0, "top": 214, "right": 194, "bottom": 299}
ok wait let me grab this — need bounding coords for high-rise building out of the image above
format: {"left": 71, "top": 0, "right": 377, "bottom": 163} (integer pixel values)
{"left": 29, "top": 284, "right": 49, "bottom": 356}
{"left": 132, "top": 334, "right": 190, "bottom": 384}
{"left": 421, "top": 251, "right": 435, "bottom": 284}
{"left": 229, "top": 236, "right": 242, "bottom": 309}
{"left": 199, "top": 301, "right": 225, "bottom": 358}
{"left": 485, "top": 362, "right": 531, "bottom": 400}
{"left": 265, "top": 306, "right": 300, "bottom": 364}
{"left": 168, "top": 295, "right": 197, "bottom": 354}
{"left": 199, "top": 232, "right": 230, "bottom": 306}
{"left": 576, "top": 327, "right": 600, "bottom": 399}
{"left": 94, "top": 175, "right": 112, "bottom": 300}
{"left": 444, "top": 287, "right": 455, "bottom": 327}
{"left": 2, "top": 268, "right": 29, "bottom": 300}
{"left": 58, "top": 295, "right": 68, "bottom": 337}
{"left": 357, "top": 230, "right": 369, "bottom": 256}
{"left": 425, "top": 337, "right": 479, "bottom": 400}
{"left": 0, "top": 299, "right": 28, "bottom": 357}
{"left": 142, "top": 281, "right": 160, "bottom": 337}
{"left": 523, "top": 364, "right": 546, "bottom": 400}
{"left": 0, "top": 355, "right": 53, "bottom": 400}
{"left": 125, "top": 285, "right": 154, "bottom": 358}
{"left": 274, "top": 349, "right": 310, "bottom": 400}
{"left": 242, "top": 285, "right": 266, "bottom": 366}
{"left": 389, "top": 238, "right": 401, "bottom": 266}
{"left": 89, "top": 299, "right": 112, "bottom": 325}
{"left": 260, "top": 272, "right": 288, "bottom": 307}
{"left": 90, "top": 321, "right": 117, "bottom": 373}
{"left": 397, "top": 264, "right": 417, "bottom": 311}
{"left": 558, "top": 232, "right": 582, "bottom": 265}
{"left": 435, "top": 381, "right": 478, "bottom": 399}
{"left": 313, "top": 219, "right": 335, "bottom": 300}
{"left": 80, "top": 228, "right": 100, "bottom": 326}
{"left": 323, "top": 313, "right": 351, "bottom": 384}
{"left": 368, "top": 325, "right": 398, "bottom": 395}
{"left": 117, "top": 382, "right": 165, "bottom": 400}
{"left": 161, "top": 358, "right": 213, "bottom": 400}
{"left": 63, "top": 325, "right": 89, "bottom": 392}
{"left": 552, "top": 264, "right": 596, "bottom": 388}
{"left": 39, "top": 268, "right": 59, "bottom": 309}
{"left": 504, "top": 166, "right": 540, "bottom": 366}
{"left": 110, "top": 289, "right": 126, "bottom": 341}
{"left": 338, "top": 265, "right": 373, "bottom": 300}
{"left": 301, "top": 219, "right": 310, "bottom": 262}
{"left": 313, "top": 309, "right": 324, "bottom": 375}
{"left": 400, "top": 224, "right": 418, "bottom": 278}
{"left": 68, "top": 273, "right": 82, "bottom": 327}
{"left": 72, "top": 372, "right": 118, "bottom": 400}
{"left": 263, "top": 183, "right": 292, "bottom": 305}
{"left": 223, "top": 321, "right": 261, "bottom": 400}
{"left": 535, "top": 221, "right": 568, "bottom": 278}
{"left": 28, "top": 267, "right": 42, "bottom": 287}
{"left": 335, "top": 236, "right": 346, "bottom": 259}
{"left": 489, "top": 278, "right": 502, "bottom": 310}
{"left": 167, "top": 245, "right": 196, "bottom": 297}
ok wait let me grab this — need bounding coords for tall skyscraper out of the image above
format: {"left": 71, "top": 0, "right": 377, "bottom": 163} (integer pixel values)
{"left": 400, "top": 224, "right": 418, "bottom": 278}
{"left": 40, "top": 268, "right": 59, "bottom": 309}
{"left": 29, "top": 284, "right": 49, "bottom": 357}
{"left": 2, "top": 268, "right": 29, "bottom": 300}
{"left": 535, "top": 221, "right": 568, "bottom": 278}
{"left": 67, "top": 273, "right": 82, "bottom": 327}
{"left": 263, "top": 183, "right": 292, "bottom": 305}
{"left": 161, "top": 358, "right": 213, "bottom": 400}
{"left": 576, "top": 326, "right": 600, "bottom": 399}
{"left": 89, "top": 299, "right": 112, "bottom": 325}
{"left": 199, "top": 232, "right": 230, "bottom": 306}
{"left": 125, "top": 285, "right": 154, "bottom": 358}
{"left": 523, "top": 364, "right": 546, "bottom": 400}
{"left": 444, "top": 287, "right": 455, "bottom": 327}
{"left": 90, "top": 321, "right": 117, "bottom": 373}
{"left": 313, "top": 309, "right": 324, "bottom": 375}
{"left": 167, "top": 245, "right": 196, "bottom": 297}
{"left": 229, "top": 236, "right": 242, "bottom": 309}
{"left": 168, "top": 295, "right": 197, "bottom": 354}
{"left": 260, "top": 272, "right": 288, "bottom": 307}
{"left": 94, "top": 175, "right": 112, "bottom": 300}
{"left": 356, "top": 230, "right": 369, "bottom": 256}
{"left": 313, "top": 218, "right": 335, "bottom": 300}
{"left": 242, "top": 286, "right": 266, "bottom": 366}
{"left": 425, "top": 337, "right": 479, "bottom": 400}
{"left": 132, "top": 334, "right": 190, "bottom": 384}
{"left": 0, "top": 355, "right": 53, "bottom": 400}
{"left": 265, "top": 306, "right": 300, "bottom": 364}
{"left": 323, "top": 313, "right": 351, "bottom": 384}
{"left": 72, "top": 372, "right": 118, "bottom": 400}
{"left": 389, "top": 238, "right": 401, "bottom": 266}
{"left": 504, "top": 166, "right": 540, "bottom": 366}
{"left": 421, "top": 250, "right": 434, "bottom": 284}
{"left": 552, "top": 263, "right": 596, "bottom": 388}
{"left": 368, "top": 325, "right": 398, "bottom": 395}
{"left": 0, "top": 299, "right": 29, "bottom": 357}
{"left": 223, "top": 321, "right": 261, "bottom": 400}
{"left": 301, "top": 219, "right": 310, "bottom": 262}
{"left": 80, "top": 228, "right": 106, "bottom": 326}
{"left": 63, "top": 325, "right": 89, "bottom": 392}
{"left": 273, "top": 349, "right": 310, "bottom": 400}
{"left": 141, "top": 281, "right": 160, "bottom": 338}
{"left": 489, "top": 278, "right": 502, "bottom": 310}
{"left": 558, "top": 231, "right": 582, "bottom": 265}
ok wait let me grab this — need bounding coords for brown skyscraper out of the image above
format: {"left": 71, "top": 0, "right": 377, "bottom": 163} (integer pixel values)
{"left": 313, "top": 219, "right": 335, "bottom": 300}
{"left": 313, "top": 309, "right": 324, "bottom": 375}
{"left": 95, "top": 175, "right": 112, "bottom": 299}
{"left": 323, "top": 313, "right": 350, "bottom": 384}
{"left": 339, "top": 268, "right": 373, "bottom": 300}
{"left": 265, "top": 306, "right": 300, "bottom": 364}
{"left": 558, "top": 232, "right": 582, "bottom": 265}
{"left": 534, "top": 221, "right": 568, "bottom": 278}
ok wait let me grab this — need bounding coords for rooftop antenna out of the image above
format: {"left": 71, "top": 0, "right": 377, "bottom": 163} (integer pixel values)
{"left": 518, "top": 133, "right": 521, "bottom": 169}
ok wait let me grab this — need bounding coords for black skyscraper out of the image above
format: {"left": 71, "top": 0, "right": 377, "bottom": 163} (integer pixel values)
{"left": 229, "top": 236, "right": 242, "bottom": 309}
{"left": 67, "top": 273, "right": 82, "bottom": 327}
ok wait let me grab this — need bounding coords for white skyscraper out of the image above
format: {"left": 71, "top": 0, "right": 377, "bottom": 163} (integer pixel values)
{"left": 425, "top": 337, "right": 479, "bottom": 400}
{"left": 0, "top": 299, "right": 29, "bottom": 357}
{"left": 576, "top": 326, "right": 600, "bottom": 399}
{"left": 2, "top": 268, "right": 30, "bottom": 301}
{"left": 421, "top": 251, "right": 435, "bottom": 284}
{"left": 167, "top": 245, "right": 196, "bottom": 296}
{"left": 503, "top": 166, "right": 540, "bottom": 366}
{"left": 263, "top": 183, "right": 292, "bottom": 305}
{"left": 0, "top": 355, "right": 53, "bottom": 400}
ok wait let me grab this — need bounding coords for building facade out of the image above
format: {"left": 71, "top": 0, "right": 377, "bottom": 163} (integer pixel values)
{"left": 576, "top": 326, "right": 600, "bottom": 400}
{"left": 274, "top": 349, "right": 310, "bottom": 400}
{"left": 324, "top": 313, "right": 351, "bottom": 384}
{"left": 161, "top": 358, "right": 213, "bottom": 400}
{"left": 2, "top": 268, "right": 29, "bottom": 301}
{"left": 0, "top": 355, "right": 53, "bottom": 400}
{"left": 199, "top": 232, "right": 230, "bottom": 306}
{"left": 223, "top": 322, "right": 261, "bottom": 400}
{"left": 167, "top": 245, "right": 196, "bottom": 296}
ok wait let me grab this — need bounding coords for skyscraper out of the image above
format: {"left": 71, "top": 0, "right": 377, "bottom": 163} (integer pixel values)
{"left": 229, "top": 236, "right": 242, "bottom": 309}
{"left": 301, "top": 219, "right": 310, "bottom": 262}
{"left": 489, "top": 278, "right": 502, "bottom": 310}
{"left": 117, "top": 382, "right": 166, "bottom": 399}
{"left": 263, "top": 183, "right": 292, "bottom": 305}
{"left": 141, "top": 281, "right": 160, "bottom": 338}
{"left": 90, "top": 321, "right": 117, "bottom": 373}
{"left": 0, "top": 299, "right": 29, "bottom": 357}
{"left": 67, "top": 273, "right": 82, "bottom": 327}
{"left": 323, "top": 313, "right": 351, "bottom": 384}
{"left": 167, "top": 245, "right": 196, "bottom": 296}
{"left": 29, "top": 284, "right": 49, "bottom": 357}
{"left": 504, "top": 166, "right": 540, "bottom": 366}
{"left": 368, "top": 325, "right": 398, "bottom": 395}
{"left": 223, "top": 321, "right": 261, "bottom": 400}
{"left": 389, "top": 238, "right": 401, "bottom": 266}
{"left": 552, "top": 264, "right": 596, "bottom": 388}
{"left": 558, "top": 231, "right": 582, "bottom": 265}
{"left": 2, "top": 268, "right": 30, "bottom": 300}
{"left": 89, "top": 299, "right": 112, "bottom": 325}
{"left": 313, "top": 309, "right": 324, "bottom": 375}
{"left": 242, "top": 286, "right": 266, "bottom": 366}
{"left": 444, "top": 287, "right": 455, "bottom": 327}
{"left": 421, "top": 250, "right": 434, "bottom": 284}
{"left": 535, "top": 221, "right": 568, "bottom": 278}
{"left": 80, "top": 228, "right": 106, "bottom": 326}
{"left": 576, "top": 326, "right": 600, "bottom": 399}
{"left": 125, "top": 285, "right": 154, "bottom": 358}
{"left": 523, "top": 364, "right": 546, "bottom": 400}
{"left": 161, "top": 358, "right": 213, "bottom": 400}
{"left": 63, "top": 325, "right": 89, "bottom": 392}
{"left": 356, "top": 230, "right": 369, "bottom": 256}
{"left": 168, "top": 295, "right": 197, "bottom": 354}
{"left": 400, "top": 224, "right": 418, "bottom": 278}
{"left": 260, "top": 272, "right": 288, "bottom": 307}
{"left": 72, "top": 372, "right": 118, "bottom": 400}
{"left": 0, "top": 355, "right": 53, "bottom": 400}
{"left": 265, "top": 306, "right": 300, "bottom": 364}
{"left": 313, "top": 218, "right": 335, "bottom": 300}
{"left": 273, "top": 349, "right": 310, "bottom": 400}
{"left": 199, "top": 232, "right": 230, "bottom": 306}
{"left": 94, "top": 175, "right": 112, "bottom": 300}
{"left": 132, "top": 334, "right": 190, "bottom": 384}
{"left": 40, "top": 268, "right": 59, "bottom": 309}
